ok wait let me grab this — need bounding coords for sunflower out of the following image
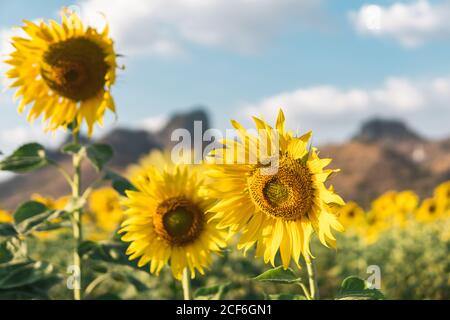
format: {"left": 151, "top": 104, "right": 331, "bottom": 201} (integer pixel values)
{"left": 0, "top": 210, "right": 13, "bottom": 223}
{"left": 4, "top": 9, "right": 118, "bottom": 136}
{"left": 434, "top": 181, "right": 450, "bottom": 212}
{"left": 334, "top": 201, "right": 366, "bottom": 232}
{"left": 32, "top": 194, "right": 69, "bottom": 210}
{"left": 119, "top": 151, "right": 227, "bottom": 280}
{"left": 31, "top": 194, "right": 69, "bottom": 239}
{"left": 86, "top": 187, "right": 123, "bottom": 240}
{"left": 415, "top": 198, "right": 445, "bottom": 223}
{"left": 126, "top": 150, "right": 170, "bottom": 185}
{"left": 206, "top": 109, "right": 344, "bottom": 268}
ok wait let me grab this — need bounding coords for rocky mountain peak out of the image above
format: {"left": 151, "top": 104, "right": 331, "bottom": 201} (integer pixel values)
{"left": 353, "top": 118, "right": 423, "bottom": 144}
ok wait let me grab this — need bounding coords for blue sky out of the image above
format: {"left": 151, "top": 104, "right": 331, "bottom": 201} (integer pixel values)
{"left": 1, "top": 0, "right": 450, "bottom": 153}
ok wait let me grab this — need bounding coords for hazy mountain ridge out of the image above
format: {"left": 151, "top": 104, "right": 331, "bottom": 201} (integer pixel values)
{"left": 0, "top": 112, "right": 449, "bottom": 210}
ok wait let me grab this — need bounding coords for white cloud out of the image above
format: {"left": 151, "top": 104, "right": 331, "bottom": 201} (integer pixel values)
{"left": 138, "top": 114, "right": 169, "bottom": 132}
{"left": 241, "top": 76, "right": 450, "bottom": 142}
{"left": 0, "top": 125, "right": 66, "bottom": 156}
{"left": 0, "top": 125, "right": 67, "bottom": 182}
{"left": 78, "top": 0, "right": 323, "bottom": 56}
{"left": 349, "top": 0, "right": 450, "bottom": 48}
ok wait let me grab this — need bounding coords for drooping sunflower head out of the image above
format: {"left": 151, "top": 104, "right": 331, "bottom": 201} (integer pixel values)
{"left": 119, "top": 151, "right": 227, "bottom": 280}
{"left": 5, "top": 8, "right": 118, "bottom": 136}
{"left": 207, "top": 109, "right": 345, "bottom": 268}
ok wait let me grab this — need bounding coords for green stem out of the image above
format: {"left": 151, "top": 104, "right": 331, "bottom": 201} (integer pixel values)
{"left": 306, "top": 258, "right": 319, "bottom": 300}
{"left": 71, "top": 132, "right": 83, "bottom": 300}
{"left": 181, "top": 268, "right": 192, "bottom": 300}
{"left": 298, "top": 282, "right": 311, "bottom": 300}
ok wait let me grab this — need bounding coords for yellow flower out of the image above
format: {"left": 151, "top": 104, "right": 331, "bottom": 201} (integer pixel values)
{"left": 126, "top": 150, "right": 171, "bottom": 185}
{"left": 370, "top": 190, "right": 418, "bottom": 227}
{"left": 334, "top": 201, "right": 366, "bottom": 231}
{"left": 434, "top": 181, "right": 450, "bottom": 212}
{"left": 4, "top": 9, "right": 118, "bottom": 136}
{"left": 31, "top": 194, "right": 69, "bottom": 239}
{"left": 119, "top": 151, "right": 227, "bottom": 280}
{"left": 31, "top": 194, "right": 69, "bottom": 210}
{"left": 0, "top": 210, "right": 13, "bottom": 223}
{"left": 86, "top": 187, "right": 123, "bottom": 239}
{"left": 415, "top": 198, "right": 445, "bottom": 223}
{"left": 206, "top": 109, "right": 344, "bottom": 268}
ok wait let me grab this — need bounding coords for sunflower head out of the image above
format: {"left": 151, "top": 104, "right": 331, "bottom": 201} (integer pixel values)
{"left": 207, "top": 109, "right": 345, "bottom": 268}
{"left": 334, "top": 201, "right": 366, "bottom": 231}
{"left": 416, "top": 197, "right": 445, "bottom": 223}
{"left": 120, "top": 151, "right": 227, "bottom": 280}
{"left": 5, "top": 8, "right": 118, "bottom": 136}
{"left": 87, "top": 187, "right": 123, "bottom": 238}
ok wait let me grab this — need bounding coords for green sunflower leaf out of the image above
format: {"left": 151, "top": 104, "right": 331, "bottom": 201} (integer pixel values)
{"left": 252, "top": 266, "right": 301, "bottom": 284}
{"left": 0, "top": 241, "right": 14, "bottom": 264}
{"left": 61, "top": 142, "right": 82, "bottom": 154}
{"left": 0, "top": 260, "right": 60, "bottom": 290}
{"left": 104, "top": 170, "right": 137, "bottom": 196}
{"left": 0, "top": 223, "right": 17, "bottom": 238}
{"left": 79, "top": 240, "right": 142, "bottom": 271}
{"left": 13, "top": 201, "right": 66, "bottom": 235}
{"left": 0, "top": 143, "right": 48, "bottom": 173}
{"left": 194, "top": 283, "right": 231, "bottom": 300}
{"left": 337, "top": 276, "right": 385, "bottom": 300}
{"left": 86, "top": 143, "right": 114, "bottom": 171}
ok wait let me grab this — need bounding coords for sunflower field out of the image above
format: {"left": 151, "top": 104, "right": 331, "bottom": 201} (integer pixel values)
{"left": 0, "top": 9, "right": 449, "bottom": 301}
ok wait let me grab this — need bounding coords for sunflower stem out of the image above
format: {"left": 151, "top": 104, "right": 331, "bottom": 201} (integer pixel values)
{"left": 298, "top": 282, "right": 312, "bottom": 300}
{"left": 306, "top": 258, "right": 319, "bottom": 300}
{"left": 181, "top": 268, "right": 192, "bottom": 300}
{"left": 71, "top": 131, "right": 83, "bottom": 300}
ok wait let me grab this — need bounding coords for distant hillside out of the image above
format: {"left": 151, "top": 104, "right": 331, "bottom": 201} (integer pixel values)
{"left": 0, "top": 109, "right": 209, "bottom": 210}
{"left": 0, "top": 114, "right": 449, "bottom": 210}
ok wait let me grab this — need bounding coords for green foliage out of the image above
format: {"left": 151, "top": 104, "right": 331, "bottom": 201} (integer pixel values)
{"left": 13, "top": 201, "right": 66, "bottom": 236}
{"left": 253, "top": 266, "right": 301, "bottom": 284}
{"left": 0, "top": 224, "right": 17, "bottom": 238}
{"left": 61, "top": 142, "right": 82, "bottom": 154}
{"left": 0, "top": 143, "right": 48, "bottom": 173}
{"left": 79, "top": 240, "right": 141, "bottom": 270}
{"left": 0, "top": 260, "right": 61, "bottom": 299}
{"left": 314, "top": 220, "right": 450, "bottom": 300}
{"left": 86, "top": 144, "right": 114, "bottom": 171}
{"left": 104, "top": 171, "right": 137, "bottom": 196}
{"left": 194, "top": 283, "right": 230, "bottom": 300}
{"left": 337, "top": 276, "right": 384, "bottom": 300}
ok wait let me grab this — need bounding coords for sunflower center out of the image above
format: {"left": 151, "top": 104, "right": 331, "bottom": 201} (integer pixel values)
{"left": 263, "top": 180, "right": 290, "bottom": 206}
{"left": 154, "top": 197, "right": 204, "bottom": 245}
{"left": 248, "top": 156, "right": 315, "bottom": 221}
{"left": 40, "top": 37, "right": 108, "bottom": 101}
{"left": 429, "top": 204, "right": 436, "bottom": 214}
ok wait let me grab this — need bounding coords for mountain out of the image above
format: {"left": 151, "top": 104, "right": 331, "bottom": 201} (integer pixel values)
{"left": 323, "top": 118, "right": 450, "bottom": 207}
{"left": 353, "top": 118, "right": 424, "bottom": 144}
{"left": 0, "top": 114, "right": 449, "bottom": 210}
{"left": 0, "top": 109, "right": 211, "bottom": 210}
